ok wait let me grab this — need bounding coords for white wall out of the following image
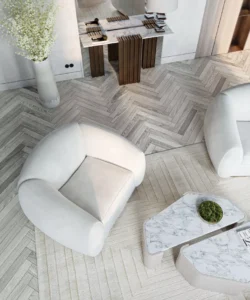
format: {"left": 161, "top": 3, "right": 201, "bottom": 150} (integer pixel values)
{"left": 0, "top": 41, "right": 34, "bottom": 89}
{"left": 0, "top": 0, "right": 207, "bottom": 91}
{"left": 161, "top": 0, "right": 207, "bottom": 63}
{"left": 111, "top": 0, "right": 207, "bottom": 63}
{"left": 0, "top": 0, "right": 83, "bottom": 91}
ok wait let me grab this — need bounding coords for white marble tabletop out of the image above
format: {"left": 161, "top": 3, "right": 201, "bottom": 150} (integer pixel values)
{"left": 144, "top": 192, "right": 245, "bottom": 254}
{"left": 79, "top": 14, "right": 173, "bottom": 48}
{"left": 182, "top": 222, "right": 250, "bottom": 283}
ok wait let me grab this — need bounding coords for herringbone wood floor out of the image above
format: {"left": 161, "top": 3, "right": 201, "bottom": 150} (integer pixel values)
{"left": 0, "top": 50, "right": 250, "bottom": 299}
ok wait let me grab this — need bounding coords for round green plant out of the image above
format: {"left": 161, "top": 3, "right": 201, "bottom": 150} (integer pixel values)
{"left": 198, "top": 201, "right": 223, "bottom": 224}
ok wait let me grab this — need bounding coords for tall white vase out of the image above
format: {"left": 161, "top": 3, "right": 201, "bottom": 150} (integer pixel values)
{"left": 33, "top": 59, "right": 60, "bottom": 108}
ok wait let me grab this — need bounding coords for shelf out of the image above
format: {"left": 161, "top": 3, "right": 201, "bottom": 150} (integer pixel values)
{"left": 239, "top": 9, "right": 250, "bottom": 17}
{"left": 229, "top": 0, "right": 250, "bottom": 52}
{"left": 229, "top": 45, "right": 243, "bottom": 52}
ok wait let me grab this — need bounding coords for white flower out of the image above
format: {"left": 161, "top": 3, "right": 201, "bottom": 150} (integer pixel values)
{"left": 0, "top": 0, "right": 58, "bottom": 62}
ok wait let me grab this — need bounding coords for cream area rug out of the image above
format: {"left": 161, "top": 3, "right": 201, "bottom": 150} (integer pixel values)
{"left": 36, "top": 143, "right": 250, "bottom": 300}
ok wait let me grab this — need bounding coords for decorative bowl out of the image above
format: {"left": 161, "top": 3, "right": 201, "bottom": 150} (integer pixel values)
{"left": 198, "top": 200, "right": 223, "bottom": 224}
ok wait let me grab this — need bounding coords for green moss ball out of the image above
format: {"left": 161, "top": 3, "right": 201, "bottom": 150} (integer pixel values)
{"left": 198, "top": 201, "right": 223, "bottom": 223}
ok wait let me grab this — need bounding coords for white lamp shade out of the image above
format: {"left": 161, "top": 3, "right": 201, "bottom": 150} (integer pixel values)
{"left": 146, "top": 0, "right": 178, "bottom": 13}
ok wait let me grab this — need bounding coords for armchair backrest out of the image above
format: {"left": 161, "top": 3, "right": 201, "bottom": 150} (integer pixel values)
{"left": 18, "top": 123, "right": 86, "bottom": 189}
{"left": 221, "top": 83, "right": 250, "bottom": 121}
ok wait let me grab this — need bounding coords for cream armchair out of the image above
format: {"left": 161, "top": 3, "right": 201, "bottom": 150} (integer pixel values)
{"left": 204, "top": 83, "right": 250, "bottom": 178}
{"left": 18, "top": 123, "right": 146, "bottom": 256}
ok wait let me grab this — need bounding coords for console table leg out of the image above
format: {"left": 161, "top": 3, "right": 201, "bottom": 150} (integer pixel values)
{"left": 143, "top": 221, "right": 164, "bottom": 268}
{"left": 89, "top": 45, "right": 104, "bottom": 77}
{"left": 143, "top": 246, "right": 164, "bottom": 269}
{"left": 142, "top": 37, "right": 157, "bottom": 69}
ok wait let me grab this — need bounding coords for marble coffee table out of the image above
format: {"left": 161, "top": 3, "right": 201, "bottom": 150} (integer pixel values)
{"left": 176, "top": 222, "right": 250, "bottom": 299}
{"left": 143, "top": 192, "right": 245, "bottom": 268}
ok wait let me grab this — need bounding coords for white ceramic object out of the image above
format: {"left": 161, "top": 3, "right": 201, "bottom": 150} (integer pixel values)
{"left": 146, "top": 0, "right": 178, "bottom": 13}
{"left": 33, "top": 59, "right": 60, "bottom": 108}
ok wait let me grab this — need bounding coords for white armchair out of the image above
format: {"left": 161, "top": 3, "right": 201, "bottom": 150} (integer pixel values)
{"left": 204, "top": 83, "right": 250, "bottom": 178}
{"left": 18, "top": 123, "right": 146, "bottom": 256}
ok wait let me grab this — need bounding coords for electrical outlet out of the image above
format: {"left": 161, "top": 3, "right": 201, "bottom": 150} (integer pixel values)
{"left": 65, "top": 64, "right": 74, "bottom": 68}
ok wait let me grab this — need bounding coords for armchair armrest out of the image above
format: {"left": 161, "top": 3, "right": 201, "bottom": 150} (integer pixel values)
{"left": 18, "top": 179, "right": 104, "bottom": 256}
{"left": 204, "top": 94, "right": 243, "bottom": 178}
{"left": 80, "top": 124, "right": 146, "bottom": 186}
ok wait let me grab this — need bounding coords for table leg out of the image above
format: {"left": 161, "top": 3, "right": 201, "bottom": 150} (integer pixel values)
{"left": 143, "top": 246, "right": 164, "bottom": 269}
{"left": 89, "top": 45, "right": 104, "bottom": 77}
{"left": 236, "top": 215, "right": 247, "bottom": 226}
{"left": 142, "top": 226, "right": 164, "bottom": 269}
{"left": 142, "top": 37, "right": 157, "bottom": 69}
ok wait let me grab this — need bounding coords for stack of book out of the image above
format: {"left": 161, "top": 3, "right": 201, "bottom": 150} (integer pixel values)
{"left": 155, "top": 20, "right": 166, "bottom": 33}
{"left": 144, "top": 12, "right": 154, "bottom": 19}
{"left": 156, "top": 13, "right": 166, "bottom": 20}
{"left": 144, "top": 12, "right": 167, "bottom": 33}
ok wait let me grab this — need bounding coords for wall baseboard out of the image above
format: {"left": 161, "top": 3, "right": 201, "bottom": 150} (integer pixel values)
{"left": 0, "top": 71, "right": 83, "bottom": 91}
{"left": 161, "top": 53, "right": 196, "bottom": 64}
{"left": 1, "top": 54, "right": 199, "bottom": 91}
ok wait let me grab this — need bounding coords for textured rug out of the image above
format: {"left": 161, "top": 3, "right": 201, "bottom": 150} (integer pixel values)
{"left": 36, "top": 143, "right": 250, "bottom": 300}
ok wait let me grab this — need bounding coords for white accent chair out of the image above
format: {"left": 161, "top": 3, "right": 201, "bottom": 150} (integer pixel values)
{"left": 204, "top": 83, "right": 250, "bottom": 178}
{"left": 18, "top": 123, "right": 146, "bottom": 256}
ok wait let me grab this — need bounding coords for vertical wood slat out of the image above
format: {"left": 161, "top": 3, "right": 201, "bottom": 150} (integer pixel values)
{"left": 147, "top": 38, "right": 152, "bottom": 67}
{"left": 151, "top": 37, "right": 157, "bottom": 67}
{"left": 89, "top": 45, "right": 104, "bottom": 77}
{"left": 137, "top": 35, "right": 142, "bottom": 82}
{"left": 95, "top": 47, "right": 100, "bottom": 76}
{"left": 142, "top": 38, "right": 148, "bottom": 69}
{"left": 134, "top": 35, "right": 139, "bottom": 82}
{"left": 142, "top": 37, "right": 157, "bottom": 68}
{"left": 118, "top": 34, "right": 142, "bottom": 85}
{"left": 130, "top": 36, "right": 135, "bottom": 83}
{"left": 118, "top": 37, "right": 124, "bottom": 85}
{"left": 124, "top": 36, "right": 129, "bottom": 84}
{"left": 98, "top": 46, "right": 104, "bottom": 75}
{"left": 108, "top": 44, "right": 118, "bottom": 61}
{"left": 89, "top": 47, "right": 96, "bottom": 77}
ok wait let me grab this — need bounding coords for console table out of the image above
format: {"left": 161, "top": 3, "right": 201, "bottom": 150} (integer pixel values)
{"left": 79, "top": 15, "right": 173, "bottom": 85}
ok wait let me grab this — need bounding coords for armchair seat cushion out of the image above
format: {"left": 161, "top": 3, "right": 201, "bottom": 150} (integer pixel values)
{"left": 60, "top": 156, "right": 135, "bottom": 224}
